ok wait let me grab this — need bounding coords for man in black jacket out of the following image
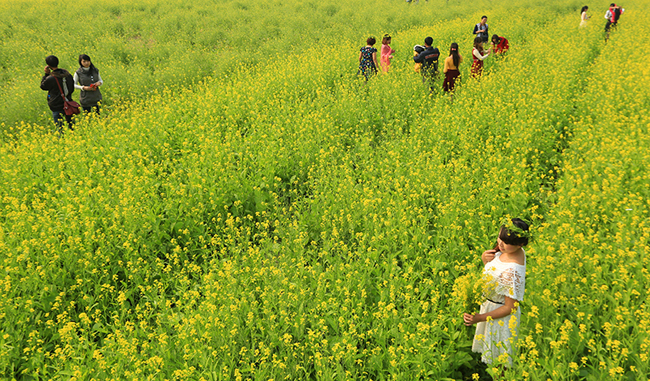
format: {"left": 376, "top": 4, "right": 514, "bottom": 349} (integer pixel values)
{"left": 413, "top": 37, "right": 440, "bottom": 93}
{"left": 40, "top": 55, "right": 75, "bottom": 132}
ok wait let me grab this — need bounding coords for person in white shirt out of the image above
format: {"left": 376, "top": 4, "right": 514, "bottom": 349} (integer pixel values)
{"left": 580, "top": 6, "right": 590, "bottom": 27}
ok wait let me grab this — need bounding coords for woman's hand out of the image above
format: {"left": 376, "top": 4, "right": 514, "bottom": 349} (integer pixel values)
{"left": 463, "top": 313, "right": 482, "bottom": 326}
{"left": 482, "top": 249, "right": 497, "bottom": 264}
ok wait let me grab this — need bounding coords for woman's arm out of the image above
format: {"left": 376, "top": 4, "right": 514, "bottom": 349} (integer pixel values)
{"left": 463, "top": 296, "right": 518, "bottom": 326}
{"left": 95, "top": 72, "right": 103, "bottom": 86}
{"left": 372, "top": 52, "right": 379, "bottom": 68}
{"left": 473, "top": 48, "right": 489, "bottom": 61}
{"left": 359, "top": 51, "right": 363, "bottom": 63}
{"left": 73, "top": 72, "right": 84, "bottom": 90}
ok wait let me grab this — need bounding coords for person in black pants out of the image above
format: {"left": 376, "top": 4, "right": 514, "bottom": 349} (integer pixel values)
{"left": 413, "top": 37, "right": 440, "bottom": 93}
{"left": 40, "top": 55, "right": 75, "bottom": 132}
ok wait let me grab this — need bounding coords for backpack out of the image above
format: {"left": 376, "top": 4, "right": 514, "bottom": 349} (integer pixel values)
{"left": 613, "top": 7, "right": 621, "bottom": 22}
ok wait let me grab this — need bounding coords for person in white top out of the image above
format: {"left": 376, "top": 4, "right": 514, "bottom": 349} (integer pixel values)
{"left": 463, "top": 218, "right": 530, "bottom": 367}
{"left": 580, "top": 6, "right": 590, "bottom": 27}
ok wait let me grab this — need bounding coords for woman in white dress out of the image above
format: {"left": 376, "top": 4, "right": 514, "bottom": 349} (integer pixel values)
{"left": 463, "top": 218, "right": 530, "bottom": 366}
{"left": 580, "top": 6, "right": 590, "bottom": 27}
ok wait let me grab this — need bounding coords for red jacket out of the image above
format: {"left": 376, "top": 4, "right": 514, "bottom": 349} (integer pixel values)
{"left": 494, "top": 37, "right": 509, "bottom": 54}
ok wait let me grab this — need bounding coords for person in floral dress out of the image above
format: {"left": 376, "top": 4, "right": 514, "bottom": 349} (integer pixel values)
{"left": 358, "top": 36, "right": 379, "bottom": 81}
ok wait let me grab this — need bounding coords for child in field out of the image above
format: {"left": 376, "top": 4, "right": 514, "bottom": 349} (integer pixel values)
{"left": 463, "top": 218, "right": 529, "bottom": 367}
{"left": 358, "top": 36, "right": 379, "bottom": 81}
{"left": 413, "top": 45, "right": 425, "bottom": 73}
{"left": 442, "top": 42, "right": 461, "bottom": 93}
{"left": 380, "top": 34, "right": 395, "bottom": 73}
{"left": 471, "top": 37, "right": 490, "bottom": 78}
{"left": 580, "top": 6, "right": 590, "bottom": 27}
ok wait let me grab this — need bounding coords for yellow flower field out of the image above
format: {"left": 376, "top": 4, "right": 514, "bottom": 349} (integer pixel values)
{"left": 0, "top": 0, "right": 648, "bottom": 380}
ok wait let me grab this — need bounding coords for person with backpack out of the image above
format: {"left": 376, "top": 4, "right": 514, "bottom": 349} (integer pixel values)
{"left": 74, "top": 54, "right": 104, "bottom": 115}
{"left": 40, "top": 55, "right": 75, "bottom": 132}
{"left": 473, "top": 16, "right": 489, "bottom": 43}
{"left": 605, "top": 3, "right": 624, "bottom": 32}
{"left": 413, "top": 37, "right": 440, "bottom": 93}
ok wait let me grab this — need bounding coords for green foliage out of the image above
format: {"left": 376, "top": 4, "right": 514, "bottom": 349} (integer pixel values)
{"left": 0, "top": 0, "right": 648, "bottom": 380}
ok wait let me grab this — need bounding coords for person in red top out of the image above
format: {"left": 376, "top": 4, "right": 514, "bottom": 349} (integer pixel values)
{"left": 491, "top": 35, "right": 509, "bottom": 55}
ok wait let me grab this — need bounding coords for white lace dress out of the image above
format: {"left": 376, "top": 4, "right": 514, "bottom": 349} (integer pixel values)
{"left": 472, "top": 251, "right": 526, "bottom": 366}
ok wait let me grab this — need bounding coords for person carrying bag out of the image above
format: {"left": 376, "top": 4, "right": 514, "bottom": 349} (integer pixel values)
{"left": 54, "top": 76, "right": 80, "bottom": 116}
{"left": 40, "top": 55, "right": 77, "bottom": 132}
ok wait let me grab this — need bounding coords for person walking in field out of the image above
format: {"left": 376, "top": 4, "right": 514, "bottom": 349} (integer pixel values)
{"left": 463, "top": 218, "right": 530, "bottom": 367}
{"left": 491, "top": 35, "right": 509, "bottom": 55}
{"left": 380, "top": 34, "right": 395, "bottom": 73}
{"left": 604, "top": 3, "right": 624, "bottom": 32}
{"left": 442, "top": 42, "right": 462, "bottom": 93}
{"left": 580, "top": 6, "right": 591, "bottom": 27}
{"left": 413, "top": 37, "right": 440, "bottom": 93}
{"left": 74, "top": 54, "right": 104, "bottom": 115}
{"left": 358, "top": 37, "right": 379, "bottom": 81}
{"left": 40, "top": 55, "right": 75, "bottom": 132}
{"left": 471, "top": 37, "right": 491, "bottom": 78}
{"left": 473, "top": 16, "right": 489, "bottom": 43}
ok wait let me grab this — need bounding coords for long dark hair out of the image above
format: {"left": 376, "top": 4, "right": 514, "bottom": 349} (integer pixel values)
{"left": 78, "top": 54, "right": 99, "bottom": 75}
{"left": 450, "top": 42, "right": 460, "bottom": 68}
{"left": 580, "top": 5, "right": 588, "bottom": 14}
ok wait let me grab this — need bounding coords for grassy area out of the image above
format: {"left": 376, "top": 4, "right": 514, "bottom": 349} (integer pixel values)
{"left": 0, "top": 0, "right": 648, "bottom": 379}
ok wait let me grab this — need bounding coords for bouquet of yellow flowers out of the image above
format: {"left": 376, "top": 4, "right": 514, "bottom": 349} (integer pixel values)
{"left": 452, "top": 271, "right": 496, "bottom": 314}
